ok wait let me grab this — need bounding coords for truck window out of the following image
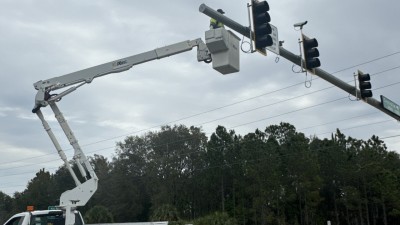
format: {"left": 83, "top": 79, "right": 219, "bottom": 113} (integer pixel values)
{"left": 31, "top": 213, "right": 83, "bottom": 225}
{"left": 74, "top": 213, "right": 83, "bottom": 225}
{"left": 4, "top": 216, "right": 25, "bottom": 225}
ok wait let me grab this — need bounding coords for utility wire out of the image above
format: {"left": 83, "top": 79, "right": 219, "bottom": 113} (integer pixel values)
{"left": 1, "top": 75, "right": 399, "bottom": 172}
{"left": 1, "top": 53, "right": 400, "bottom": 178}
{"left": 3, "top": 110, "right": 382, "bottom": 176}
{"left": 1, "top": 64, "right": 400, "bottom": 170}
{"left": 316, "top": 119, "right": 393, "bottom": 136}
{"left": 0, "top": 95, "right": 347, "bottom": 171}
{"left": 1, "top": 109, "right": 398, "bottom": 193}
{"left": 381, "top": 134, "right": 400, "bottom": 140}
{"left": 330, "top": 51, "right": 400, "bottom": 74}
{"left": 298, "top": 112, "right": 380, "bottom": 131}
{"left": 2, "top": 51, "right": 400, "bottom": 194}
{"left": 230, "top": 97, "right": 347, "bottom": 129}
{"left": 3, "top": 133, "right": 395, "bottom": 196}
{"left": 43, "top": 54, "right": 400, "bottom": 149}
{"left": 195, "top": 86, "right": 336, "bottom": 126}
{"left": 80, "top": 65, "right": 400, "bottom": 149}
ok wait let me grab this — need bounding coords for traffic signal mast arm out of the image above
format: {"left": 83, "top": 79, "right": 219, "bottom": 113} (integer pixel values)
{"left": 199, "top": 3, "right": 400, "bottom": 121}
{"left": 200, "top": 2, "right": 273, "bottom": 54}
{"left": 278, "top": 48, "right": 400, "bottom": 121}
{"left": 32, "top": 38, "right": 211, "bottom": 225}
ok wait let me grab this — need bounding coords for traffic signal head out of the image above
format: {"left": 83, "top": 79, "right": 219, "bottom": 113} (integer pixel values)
{"left": 302, "top": 35, "right": 321, "bottom": 70}
{"left": 358, "top": 72, "right": 373, "bottom": 98}
{"left": 251, "top": 0, "right": 273, "bottom": 51}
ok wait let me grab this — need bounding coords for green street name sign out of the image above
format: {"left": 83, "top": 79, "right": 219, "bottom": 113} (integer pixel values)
{"left": 381, "top": 95, "right": 400, "bottom": 117}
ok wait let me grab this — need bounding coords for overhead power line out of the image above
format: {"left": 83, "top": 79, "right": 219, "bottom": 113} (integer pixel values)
{"left": 298, "top": 112, "right": 380, "bottom": 131}
{"left": 1, "top": 112, "right": 396, "bottom": 192}
{"left": 381, "top": 134, "right": 400, "bottom": 140}
{"left": 230, "top": 97, "right": 347, "bottom": 129}
{"left": 330, "top": 51, "right": 400, "bottom": 74}
{"left": 1, "top": 52, "right": 400, "bottom": 173}
{"left": 316, "top": 119, "right": 394, "bottom": 136}
{"left": 1, "top": 63, "right": 400, "bottom": 170}
{"left": 2, "top": 129, "right": 395, "bottom": 196}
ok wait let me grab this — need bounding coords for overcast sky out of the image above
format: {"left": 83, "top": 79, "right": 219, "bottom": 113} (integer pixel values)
{"left": 0, "top": 0, "right": 399, "bottom": 196}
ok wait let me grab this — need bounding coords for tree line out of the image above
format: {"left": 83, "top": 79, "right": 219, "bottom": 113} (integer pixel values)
{"left": 1, "top": 122, "right": 400, "bottom": 225}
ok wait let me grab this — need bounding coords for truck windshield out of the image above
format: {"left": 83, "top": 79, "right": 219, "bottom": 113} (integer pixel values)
{"left": 4, "top": 216, "right": 25, "bottom": 225}
{"left": 30, "top": 212, "right": 83, "bottom": 225}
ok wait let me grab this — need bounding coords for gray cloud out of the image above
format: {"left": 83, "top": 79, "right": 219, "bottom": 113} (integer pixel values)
{"left": 0, "top": 0, "right": 399, "bottom": 195}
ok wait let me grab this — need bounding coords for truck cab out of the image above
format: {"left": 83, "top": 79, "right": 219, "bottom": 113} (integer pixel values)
{"left": 3, "top": 210, "right": 84, "bottom": 225}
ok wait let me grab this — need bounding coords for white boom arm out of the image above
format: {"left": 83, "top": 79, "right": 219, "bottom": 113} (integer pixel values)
{"left": 33, "top": 38, "right": 212, "bottom": 225}
{"left": 32, "top": 39, "right": 211, "bottom": 112}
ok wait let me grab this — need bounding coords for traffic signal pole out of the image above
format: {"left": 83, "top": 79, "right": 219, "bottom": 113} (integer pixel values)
{"left": 199, "top": 3, "right": 400, "bottom": 121}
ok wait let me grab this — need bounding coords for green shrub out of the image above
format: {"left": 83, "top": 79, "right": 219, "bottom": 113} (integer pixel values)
{"left": 84, "top": 205, "right": 114, "bottom": 223}
{"left": 151, "top": 204, "right": 180, "bottom": 221}
{"left": 193, "top": 212, "right": 236, "bottom": 225}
